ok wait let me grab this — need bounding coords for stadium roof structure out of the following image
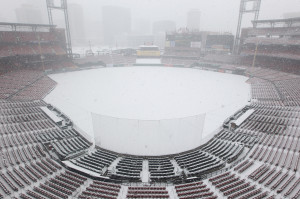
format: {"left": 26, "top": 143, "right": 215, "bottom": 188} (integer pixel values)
{"left": 0, "top": 22, "right": 56, "bottom": 31}
{"left": 244, "top": 37, "right": 300, "bottom": 46}
{"left": 252, "top": 17, "right": 300, "bottom": 27}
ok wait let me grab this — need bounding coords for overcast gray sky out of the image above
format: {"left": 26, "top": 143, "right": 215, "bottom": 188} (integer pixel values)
{"left": 0, "top": 0, "right": 299, "bottom": 33}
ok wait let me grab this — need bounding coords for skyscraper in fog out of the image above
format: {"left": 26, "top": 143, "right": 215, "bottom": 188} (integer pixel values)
{"left": 68, "top": 3, "right": 85, "bottom": 45}
{"left": 102, "top": 6, "right": 131, "bottom": 46}
{"left": 187, "top": 9, "right": 201, "bottom": 31}
{"left": 15, "top": 4, "right": 44, "bottom": 24}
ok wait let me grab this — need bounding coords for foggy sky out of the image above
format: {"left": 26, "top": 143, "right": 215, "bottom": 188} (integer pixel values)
{"left": 0, "top": 0, "right": 299, "bottom": 34}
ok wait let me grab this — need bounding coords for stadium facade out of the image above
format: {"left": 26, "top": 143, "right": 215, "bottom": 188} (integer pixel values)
{"left": 0, "top": 12, "right": 300, "bottom": 199}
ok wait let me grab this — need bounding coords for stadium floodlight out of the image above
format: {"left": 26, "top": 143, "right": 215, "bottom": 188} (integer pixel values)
{"left": 233, "top": 0, "right": 261, "bottom": 54}
{"left": 46, "top": 0, "right": 73, "bottom": 57}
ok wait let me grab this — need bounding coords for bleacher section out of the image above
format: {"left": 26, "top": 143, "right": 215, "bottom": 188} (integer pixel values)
{"left": 0, "top": 100, "right": 84, "bottom": 198}
{"left": 0, "top": 23, "right": 76, "bottom": 75}
{"left": 0, "top": 44, "right": 65, "bottom": 57}
{"left": 0, "top": 64, "right": 299, "bottom": 199}
{"left": 73, "top": 54, "right": 136, "bottom": 67}
{"left": 0, "top": 67, "right": 298, "bottom": 199}
{"left": 126, "top": 186, "right": 170, "bottom": 198}
{"left": 148, "top": 157, "right": 177, "bottom": 182}
{"left": 240, "top": 18, "right": 300, "bottom": 74}
{"left": 0, "top": 70, "right": 45, "bottom": 99}
{"left": 50, "top": 136, "right": 91, "bottom": 159}
{"left": 175, "top": 181, "right": 217, "bottom": 199}
{"left": 247, "top": 67, "right": 300, "bottom": 106}
{"left": 1, "top": 23, "right": 300, "bottom": 197}
{"left": 79, "top": 180, "right": 121, "bottom": 199}
{"left": 161, "top": 58, "right": 197, "bottom": 67}
{"left": 175, "top": 149, "right": 224, "bottom": 177}
{"left": 111, "top": 156, "right": 143, "bottom": 182}
{"left": 70, "top": 149, "right": 118, "bottom": 174}
{"left": 0, "top": 30, "right": 66, "bottom": 58}
{"left": 163, "top": 47, "right": 201, "bottom": 59}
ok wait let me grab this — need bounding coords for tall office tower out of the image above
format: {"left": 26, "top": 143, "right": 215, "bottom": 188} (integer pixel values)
{"left": 15, "top": 4, "right": 45, "bottom": 24}
{"left": 102, "top": 6, "right": 131, "bottom": 46}
{"left": 68, "top": 3, "right": 86, "bottom": 45}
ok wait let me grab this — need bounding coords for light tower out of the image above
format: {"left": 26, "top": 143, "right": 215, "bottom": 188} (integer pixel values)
{"left": 46, "top": 0, "right": 72, "bottom": 57}
{"left": 233, "top": 0, "right": 261, "bottom": 54}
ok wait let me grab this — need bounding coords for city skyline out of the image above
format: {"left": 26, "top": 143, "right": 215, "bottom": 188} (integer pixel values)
{"left": 0, "top": 0, "right": 299, "bottom": 47}
{"left": 1, "top": 0, "right": 299, "bottom": 33}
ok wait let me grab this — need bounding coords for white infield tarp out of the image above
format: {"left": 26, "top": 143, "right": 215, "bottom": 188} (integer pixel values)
{"left": 92, "top": 113, "right": 205, "bottom": 156}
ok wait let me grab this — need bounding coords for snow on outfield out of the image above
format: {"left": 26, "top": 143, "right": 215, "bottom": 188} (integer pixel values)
{"left": 136, "top": 59, "right": 161, "bottom": 64}
{"left": 45, "top": 66, "right": 250, "bottom": 155}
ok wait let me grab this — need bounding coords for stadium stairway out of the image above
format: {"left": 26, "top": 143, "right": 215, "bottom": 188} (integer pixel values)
{"left": 141, "top": 160, "right": 150, "bottom": 183}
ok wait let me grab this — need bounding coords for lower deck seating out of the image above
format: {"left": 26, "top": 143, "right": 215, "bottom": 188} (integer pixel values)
{"left": 127, "top": 186, "right": 169, "bottom": 199}
{"left": 79, "top": 180, "right": 121, "bottom": 199}
{"left": 174, "top": 150, "right": 225, "bottom": 176}
{"left": 209, "top": 171, "right": 265, "bottom": 199}
{"left": 1, "top": 65, "right": 300, "bottom": 199}
{"left": 51, "top": 135, "right": 91, "bottom": 159}
{"left": 0, "top": 70, "right": 51, "bottom": 100}
{"left": 175, "top": 181, "right": 217, "bottom": 199}
{"left": 148, "top": 157, "right": 177, "bottom": 181}
{"left": 111, "top": 156, "right": 143, "bottom": 182}
{"left": 71, "top": 149, "right": 118, "bottom": 174}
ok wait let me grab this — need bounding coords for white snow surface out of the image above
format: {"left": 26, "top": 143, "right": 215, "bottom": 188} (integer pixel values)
{"left": 136, "top": 59, "right": 161, "bottom": 64}
{"left": 45, "top": 66, "right": 250, "bottom": 155}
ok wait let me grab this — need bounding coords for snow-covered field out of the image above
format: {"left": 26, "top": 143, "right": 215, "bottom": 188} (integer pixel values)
{"left": 45, "top": 66, "right": 250, "bottom": 155}
{"left": 136, "top": 59, "right": 161, "bottom": 64}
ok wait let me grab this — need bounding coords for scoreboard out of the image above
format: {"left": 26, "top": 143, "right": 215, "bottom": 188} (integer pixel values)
{"left": 166, "top": 33, "right": 202, "bottom": 48}
{"left": 206, "top": 35, "right": 234, "bottom": 51}
{"left": 165, "top": 32, "right": 234, "bottom": 53}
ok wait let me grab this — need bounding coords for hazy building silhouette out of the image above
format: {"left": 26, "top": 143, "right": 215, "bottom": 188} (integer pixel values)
{"left": 15, "top": 4, "right": 44, "bottom": 24}
{"left": 187, "top": 9, "right": 201, "bottom": 31}
{"left": 85, "top": 20, "right": 103, "bottom": 45}
{"left": 134, "top": 19, "right": 151, "bottom": 35}
{"left": 68, "top": 3, "right": 86, "bottom": 45}
{"left": 102, "top": 5, "right": 131, "bottom": 46}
